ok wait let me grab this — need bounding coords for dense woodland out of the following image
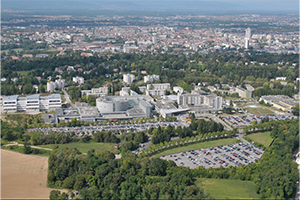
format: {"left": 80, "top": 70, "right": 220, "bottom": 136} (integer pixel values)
{"left": 48, "top": 148, "right": 209, "bottom": 199}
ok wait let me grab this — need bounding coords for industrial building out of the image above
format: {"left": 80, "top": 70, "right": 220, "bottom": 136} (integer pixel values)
{"left": 259, "top": 95, "right": 298, "bottom": 111}
{"left": 3, "top": 94, "right": 61, "bottom": 113}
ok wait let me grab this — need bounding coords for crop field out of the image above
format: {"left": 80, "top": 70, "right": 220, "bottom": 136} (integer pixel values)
{"left": 1, "top": 149, "right": 67, "bottom": 199}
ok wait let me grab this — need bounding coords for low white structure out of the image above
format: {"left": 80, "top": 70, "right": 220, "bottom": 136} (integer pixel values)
{"left": 3, "top": 94, "right": 61, "bottom": 113}
{"left": 276, "top": 77, "right": 287, "bottom": 81}
{"left": 173, "top": 86, "right": 184, "bottom": 94}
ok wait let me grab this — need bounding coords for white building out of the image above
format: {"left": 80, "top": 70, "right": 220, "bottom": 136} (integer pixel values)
{"left": 177, "top": 89, "right": 222, "bottom": 110}
{"left": 47, "top": 79, "right": 65, "bottom": 92}
{"left": 147, "top": 83, "right": 170, "bottom": 90}
{"left": 73, "top": 76, "right": 84, "bottom": 85}
{"left": 144, "top": 75, "right": 160, "bottom": 83}
{"left": 245, "top": 39, "right": 249, "bottom": 49}
{"left": 123, "top": 74, "right": 135, "bottom": 84}
{"left": 276, "top": 77, "right": 287, "bottom": 81}
{"left": 146, "top": 90, "right": 165, "bottom": 96}
{"left": 245, "top": 27, "right": 251, "bottom": 39}
{"left": 3, "top": 94, "right": 61, "bottom": 113}
{"left": 173, "top": 86, "right": 184, "bottom": 94}
{"left": 81, "top": 87, "right": 108, "bottom": 97}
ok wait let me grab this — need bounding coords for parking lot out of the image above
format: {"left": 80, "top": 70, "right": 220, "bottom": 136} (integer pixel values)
{"left": 161, "top": 142, "right": 264, "bottom": 169}
{"left": 221, "top": 114, "right": 295, "bottom": 127}
{"left": 27, "top": 122, "right": 179, "bottom": 136}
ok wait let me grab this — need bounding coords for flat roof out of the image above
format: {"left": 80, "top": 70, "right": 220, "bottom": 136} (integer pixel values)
{"left": 3, "top": 95, "right": 18, "bottom": 101}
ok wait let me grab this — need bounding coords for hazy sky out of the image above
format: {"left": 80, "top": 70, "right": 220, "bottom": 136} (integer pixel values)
{"left": 2, "top": 0, "right": 299, "bottom": 13}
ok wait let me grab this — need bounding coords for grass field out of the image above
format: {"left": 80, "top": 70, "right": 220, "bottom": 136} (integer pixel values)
{"left": 195, "top": 178, "right": 260, "bottom": 199}
{"left": 246, "top": 131, "right": 273, "bottom": 147}
{"left": 245, "top": 107, "right": 274, "bottom": 115}
{"left": 151, "top": 138, "right": 237, "bottom": 158}
{"left": 39, "top": 142, "right": 114, "bottom": 153}
{"left": 17, "top": 71, "right": 30, "bottom": 76}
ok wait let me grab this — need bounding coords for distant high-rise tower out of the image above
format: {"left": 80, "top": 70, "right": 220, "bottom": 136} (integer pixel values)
{"left": 245, "top": 27, "right": 251, "bottom": 39}
{"left": 152, "top": 36, "right": 157, "bottom": 44}
{"left": 245, "top": 27, "right": 251, "bottom": 49}
{"left": 245, "top": 39, "right": 249, "bottom": 49}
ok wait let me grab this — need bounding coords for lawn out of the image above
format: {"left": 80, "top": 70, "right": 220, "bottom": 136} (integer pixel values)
{"left": 195, "top": 178, "right": 260, "bottom": 199}
{"left": 245, "top": 107, "right": 274, "bottom": 115}
{"left": 17, "top": 71, "right": 30, "bottom": 76}
{"left": 39, "top": 142, "right": 114, "bottom": 153}
{"left": 246, "top": 131, "right": 273, "bottom": 147}
{"left": 151, "top": 138, "right": 237, "bottom": 158}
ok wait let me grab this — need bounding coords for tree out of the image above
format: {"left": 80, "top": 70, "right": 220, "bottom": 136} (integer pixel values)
{"left": 23, "top": 141, "right": 32, "bottom": 154}
{"left": 292, "top": 104, "right": 299, "bottom": 116}
{"left": 49, "top": 190, "right": 61, "bottom": 200}
{"left": 39, "top": 84, "right": 45, "bottom": 93}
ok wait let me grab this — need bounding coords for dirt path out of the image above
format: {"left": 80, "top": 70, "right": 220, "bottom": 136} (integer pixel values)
{"left": 1, "top": 149, "right": 66, "bottom": 199}
{"left": 4, "top": 142, "right": 53, "bottom": 151}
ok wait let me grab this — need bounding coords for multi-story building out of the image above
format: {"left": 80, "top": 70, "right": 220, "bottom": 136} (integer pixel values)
{"left": 81, "top": 87, "right": 108, "bottom": 97}
{"left": 147, "top": 83, "right": 170, "bottom": 90}
{"left": 146, "top": 90, "right": 165, "bottom": 96}
{"left": 96, "top": 95, "right": 152, "bottom": 118}
{"left": 73, "top": 76, "right": 84, "bottom": 85}
{"left": 123, "top": 74, "right": 135, "bottom": 84}
{"left": 177, "top": 89, "right": 222, "bottom": 110}
{"left": 47, "top": 79, "right": 65, "bottom": 92}
{"left": 235, "top": 87, "right": 252, "bottom": 98}
{"left": 144, "top": 75, "right": 160, "bottom": 83}
{"left": 3, "top": 94, "right": 61, "bottom": 113}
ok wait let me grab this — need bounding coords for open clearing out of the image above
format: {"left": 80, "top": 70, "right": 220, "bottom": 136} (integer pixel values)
{"left": 246, "top": 131, "right": 273, "bottom": 147}
{"left": 39, "top": 142, "right": 114, "bottom": 153}
{"left": 1, "top": 149, "right": 67, "bottom": 199}
{"left": 244, "top": 107, "right": 274, "bottom": 115}
{"left": 195, "top": 178, "right": 260, "bottom": 199}
{"left": 151, "top": 138, "right": 237, "bottom": 158}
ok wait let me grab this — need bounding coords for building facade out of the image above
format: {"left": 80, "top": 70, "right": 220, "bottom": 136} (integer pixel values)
{"left": 3, "top": 94, "right": 61, "bottom": 113}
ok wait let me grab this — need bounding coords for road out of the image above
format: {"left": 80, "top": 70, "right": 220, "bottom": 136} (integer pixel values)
{"left": 62, "top": 88, "right": 75, "bottom": 108}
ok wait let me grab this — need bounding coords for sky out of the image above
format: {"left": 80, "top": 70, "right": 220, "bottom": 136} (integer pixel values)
{"left": 2, "top": 0, "right": 299, "bottom": 13}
